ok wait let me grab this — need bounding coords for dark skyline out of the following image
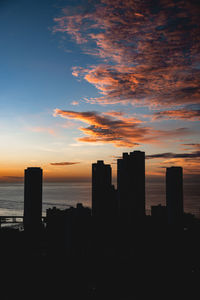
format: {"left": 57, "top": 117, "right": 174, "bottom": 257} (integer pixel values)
{"left": 91, "top": 150, "right": 186, "bottom": 225}
{"left": 1, "top": 149, "right": 188, "bottom": 227}
{"left": 1, "top": 151, "right": 200, "bottom": 299}
{"left": 0, "top": 146, "right": 200, "bottom": 300}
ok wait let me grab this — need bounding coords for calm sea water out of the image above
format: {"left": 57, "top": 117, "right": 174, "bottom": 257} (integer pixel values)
{"left": 0, "top": 182, "right": 91, "bottom": 216}
{"left": 0, "top": 180, "right": 199, "bottom": 217}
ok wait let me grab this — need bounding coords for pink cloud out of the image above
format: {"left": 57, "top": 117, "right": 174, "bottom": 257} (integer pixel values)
{"left": 54, "top": 0, "right": 200, "bottom": 108}
{"left": 29, "top": 126, "right": 56, "bottom": 136}
{"left": 71, "top": 101, "right": 79, "bottom": 106}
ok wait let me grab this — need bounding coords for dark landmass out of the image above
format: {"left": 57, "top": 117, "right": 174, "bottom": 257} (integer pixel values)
{"left": 0, "top": 211, "right": 200, "bottom": 299}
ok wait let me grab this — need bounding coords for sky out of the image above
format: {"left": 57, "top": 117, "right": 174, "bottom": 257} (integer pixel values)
{"left": 0, "top": 0, "right": 199, "bottom": 183}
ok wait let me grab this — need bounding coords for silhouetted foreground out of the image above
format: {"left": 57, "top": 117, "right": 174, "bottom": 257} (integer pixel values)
{"left": 0, "top": 154, "right": 198, "bottom": 299}
{"left": 0, "top": 211, "right": 200, "bottom": 299}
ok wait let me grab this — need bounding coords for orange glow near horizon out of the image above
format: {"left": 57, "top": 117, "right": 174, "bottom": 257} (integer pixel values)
{"left": 0, "top": 153, "right": 199, "bottom": 183}
{"left": 0, "top": 163, "right": 92, "bottom": 183}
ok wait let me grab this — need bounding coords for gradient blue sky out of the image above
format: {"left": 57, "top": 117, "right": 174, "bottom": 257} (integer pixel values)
{"left": 0, "top": 0, "right": 199, "bottom": 181}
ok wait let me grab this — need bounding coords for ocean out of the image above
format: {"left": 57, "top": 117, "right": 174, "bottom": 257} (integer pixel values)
{"left": 0, "top": 180, "right": 199, "bottom": 217}
{"left": 0, "top": 182, "right": 91, "bottom": 216}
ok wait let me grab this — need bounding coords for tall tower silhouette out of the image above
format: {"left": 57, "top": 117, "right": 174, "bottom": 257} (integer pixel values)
{"left": 24, "top": 167, "right": 43, "bottom": 231}
{"left": 92, "top": 160, "right": 116, "bottom": 219}
{"left": 117, "top": 150, "right": 145, "bottom": 222}
{"left": 166, "top": 166, "right": 183, "bottom": 225}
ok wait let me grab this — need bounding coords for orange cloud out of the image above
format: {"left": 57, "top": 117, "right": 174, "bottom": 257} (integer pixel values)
{"left": 54, "top": 108, "right": 147, "bottom": 147}
{"left": 54, "top": 109, "right": 193, "bottom": 147}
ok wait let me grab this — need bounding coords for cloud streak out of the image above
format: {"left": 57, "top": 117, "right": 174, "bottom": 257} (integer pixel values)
{"left": 153, "top": 109, "right": 200, "bottom": 121}
{"left": 146, "top": 151, "right": 200, "bottom": 159}
{"left": 54, "top": 108, "right": 192, "bottom": 147}
{"left": 29, "top": 126, "right": 56, "bottom": 136}
{"left": 50, "top": 162, "right": 80, "bottom": 166}
{"left": 146, "top": 144, "right": 200, "bottom": 174}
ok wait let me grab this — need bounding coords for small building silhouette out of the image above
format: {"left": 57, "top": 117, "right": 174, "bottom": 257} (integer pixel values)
{"left": 46, "top": 203, "right": 91, "bottom": 256}
{"left": 151, "top": 204, "right": 167, "bottom": 224}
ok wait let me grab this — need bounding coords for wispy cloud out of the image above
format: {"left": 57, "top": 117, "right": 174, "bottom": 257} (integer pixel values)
{"left": 153, "top": 109, "right": 200, "bottom": 121}
{"left": 146, "top": 151, "right": 200, "bottom": 159}
{"left": 54, "top": 0, "right": 200, "bottom": 110}
{"left": 180, "top": 143, "right": 200, "bottom": 152}
{"left": 146, "top": 145, "right": 200, "bottom": 174}
{"left": 50, "top": 162, "right": 80, "bottom": 166}
{"left": 29, "top": 126, "right": 56, "bottom": 136}
{"left": 71, "top": 101, "right": 79, "bottom": 106}
{"left": 181, "top": 143, "right": 200, "bottom": 149}
{"left": 54, "top": 108, "right": 145, "bottom": 147}
{"left": 54, "top": 108, "right": 192, "bottom": 147}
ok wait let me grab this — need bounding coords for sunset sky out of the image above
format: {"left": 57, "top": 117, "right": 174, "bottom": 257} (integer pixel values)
{"left": 0, "top": 0, "right": 199, "bottom": 182}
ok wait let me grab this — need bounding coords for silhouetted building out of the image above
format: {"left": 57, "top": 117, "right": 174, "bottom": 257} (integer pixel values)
{"left": 24, "top": 167, "right": 43, "bottom": 231}
{"left": 117, "top": 151, "right": 145, "bottom": 222}
{"left": 166, "top": 166, "right": 183, "bottom": 225}
{"left": 92, "top": 160, "right": 117, "bottom": 219}
{"left": 151, "top": 204, "right": 167, "bottom": 224}
{"left": 46, "top": 203, "right": 91, "bottom": 255}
